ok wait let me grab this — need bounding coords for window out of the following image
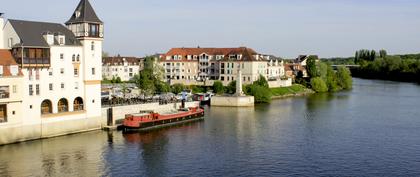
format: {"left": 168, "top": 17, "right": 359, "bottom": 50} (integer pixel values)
{"left": 91, "top": 41, "right": 95, "bottom": 51}
{"left": 49, "top": 69, "right": 53, "bottom": 76}
{"left": 35, "top": 69, "right": 40, "bottom": 80}
{"left": 221, "top": 76, "right": 224, "bottom": 81}
{"left": 57, "top": 98, "right": 68, "bottom": 113}
{"left": 49, "top": 83, "right": 53, "bottom": 91}
{"left": 13, "top": 85, "right": 17, "bottom": 93}
{"left": 60, "top": 53, "right": 64, "bottom": 59}
{"left": 8, "top": 38, "right": 13, "bottom": 48}
{"left": 73, "top": 97, "right": 84, "bottom": 111}
{"left": 28, "top": 69, "right": 33, "bottom": 81}
{"left": 74, "top": 68, "right": 78, "bottom": 76}
{"left": 76, "top": 54, "right": 80, "bottom": 62}
{"left": 75, "top": 82, "right": 79, "bottom": 90}
{"left": 29, "top": 85, "right": 33, "bottom": 96}
{"left": 72, "top": 54, "right": 76, "bottom": 62}
{"left": 61, "top": 83, "right": 65, "bottom": 89}
{"left": 60, "top": 68, "right": 64, "bottom": 74}
{"left": 36, "top": 84, "right": 40, "bottom": 95}
{"left": 0, "top": 86, "right": 10, "bottom": 99}
{"left": 92, "top": 68, "right": 95, "bottom": 75}
{"left": 41, "top": 100, "right": 52, "bottom": 115}
{"left": 0, "top": 105, "right": 6, "bottom": 123}
{"left": 59, "top": 37, "right": 64, "bottom": 45}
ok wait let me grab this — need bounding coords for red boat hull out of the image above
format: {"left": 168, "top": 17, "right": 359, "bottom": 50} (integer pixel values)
{"left": 122, "top": 107, "right": 204, "bottom": 130}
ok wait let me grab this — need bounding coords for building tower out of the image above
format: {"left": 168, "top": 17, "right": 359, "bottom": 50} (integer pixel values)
{"left": 66, "top": 0, "right": 103, "bottom": 119}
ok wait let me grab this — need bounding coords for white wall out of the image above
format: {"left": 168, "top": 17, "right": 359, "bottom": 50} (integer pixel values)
{"left": 0, "top": 17, "right": 4, "bottom": 49}
{"left": 2, "top": 21, "right": 20, "bottom": 49}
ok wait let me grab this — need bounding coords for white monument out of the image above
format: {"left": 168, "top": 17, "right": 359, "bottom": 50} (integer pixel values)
{"left": 211, "top": 62, "right": 254, "bottom": 107}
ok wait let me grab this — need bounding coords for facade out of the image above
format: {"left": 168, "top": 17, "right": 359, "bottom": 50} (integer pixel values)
{"left": 102, "top": 57, "right": 144, "bottom": 81}
{"left": 0, "top": 0, "right": 104, "bottom": 144}
{"left": 0, "top": 50, "right": 23, "bottom": 125}
{"left": 160, "top": 47, "right": 286, "bottom": 86}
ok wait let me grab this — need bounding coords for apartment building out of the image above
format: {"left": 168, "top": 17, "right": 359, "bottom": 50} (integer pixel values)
{"left": 160, "top": 47, "right": 286, "bottom": 86}
{"left": 102, "top": 57, "right": 144, "bottom": 81}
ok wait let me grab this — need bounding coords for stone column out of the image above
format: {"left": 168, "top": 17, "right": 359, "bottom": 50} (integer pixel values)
{"left": 235, "top": 63, "right": 244, "bottom": 96}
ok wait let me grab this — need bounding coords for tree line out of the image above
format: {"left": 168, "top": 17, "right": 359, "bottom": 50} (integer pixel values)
{"left": 352, "top": 49, "right": 420, "bottom": 83}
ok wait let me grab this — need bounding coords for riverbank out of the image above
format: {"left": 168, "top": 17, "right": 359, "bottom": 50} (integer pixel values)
{"left": 270, "top": 84, "right": 314, "bottom": 99}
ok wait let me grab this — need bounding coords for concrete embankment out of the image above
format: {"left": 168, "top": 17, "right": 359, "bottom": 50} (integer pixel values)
{"left": 0, "top": 101, "right": 199, "bottom": 145}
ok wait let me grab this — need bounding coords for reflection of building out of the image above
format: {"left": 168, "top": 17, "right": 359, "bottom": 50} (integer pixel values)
{"left": 0, "top": 0, "right": 104, "bottom": 144}
{"left": 160, "top": 47, "right": 285, "bottom": 86}
{"left": 102, "top": 57, "right": 144, "bottom": 81}
{"left": 0, "top": 50, "right": 23, "bottom": 123}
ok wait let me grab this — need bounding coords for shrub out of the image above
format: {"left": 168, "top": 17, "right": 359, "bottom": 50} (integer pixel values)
{"left": 311, "top": 77, "right": 328, "bottom": 92}
{"left": 226, "top": 81, "right": 236, "bottom": 94}
{"left": 253, "top": 75, "right": 269, "bottom": 88}
{"left": 212, "top": 81, "right": 224, "bottom": 94}
{"left": 248, "top": 84, "right": 272, "bottom": 103}
{"left": 171, "top": 83, "right": 185, "bottom": 94}
{"left": 336, "top": 66, "right": 352, "bottom": 90}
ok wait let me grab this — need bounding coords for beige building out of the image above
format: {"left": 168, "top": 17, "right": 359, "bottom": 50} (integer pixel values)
{"left": 102, "top": 57, "right": 144, "bottom": 81}
{"left": 0, "top": 50, "right": 23, "bottom": 125}
{"left": 160, "top": 47, "right": 285, "bottom": 86}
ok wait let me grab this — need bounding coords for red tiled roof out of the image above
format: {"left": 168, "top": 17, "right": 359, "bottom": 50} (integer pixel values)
{"left": 161, "top": 47, "right": 261, "bottom": 62}
{"left": 0, "top": 49, "right": 22, "bottom": 77}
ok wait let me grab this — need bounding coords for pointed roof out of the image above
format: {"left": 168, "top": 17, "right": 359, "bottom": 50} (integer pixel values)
{"left": 65, "top": 0, "right": 102, "bottom": 25}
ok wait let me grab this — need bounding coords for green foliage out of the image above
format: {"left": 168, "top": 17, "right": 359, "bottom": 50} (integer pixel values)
{"left": 354, "top": 52, "right": 420, "bottom": 82}
{"left": 311, "top": 77, "right": 328, "bottom": 93}
{"left": 379, "top": 49, "right": 387, "bottom": 58}
{"left": 116, "top": 76, "right": 122, "bottom": 83}
{"left": 226, "top": 81, "right": 236, "bottom": 94}
{"left": 336, "top": 67, "right": 352, "bottom": 90}
{"left": 171, "top": 83, "right": 185, "bottom": 94}
{"left": 254, "top": 75, "right": 269, "bottom": 88}
{"left": 131, "top": 56, "right": 164, "bottom": 95}
{"left": 270, "top": 84, "right": 306, "bottom": 96}
{"left": 212, "top": 81, "right": 224, "bottom": 94}
{"left": 155, "top": 81, "right": 171, "bottom": 93}
{"left": 191, "top": 86, "right": 206, "bottom": 94}
{"left": 247, "top": 84, "right": 272, "bottom": 103}
{"left": 325, "top": 65, "right": 339, "bottom": 91}
{"left": 307, "top": 55, "right": 318, "bottom": 77}
{"left": 355, "top": 49, "right": 377, "bottom": 63}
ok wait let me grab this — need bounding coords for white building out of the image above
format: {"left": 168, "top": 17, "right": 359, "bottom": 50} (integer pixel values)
{"left": 0, "top": 0, "right": 104, "bottom": 144}
{"left": 102, "top": 57, "right": 144, "bottom": 81}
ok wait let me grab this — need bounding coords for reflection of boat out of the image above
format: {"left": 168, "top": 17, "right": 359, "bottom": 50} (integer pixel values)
{"left": 122, "top": 107, "right": 204, "bottom": 131}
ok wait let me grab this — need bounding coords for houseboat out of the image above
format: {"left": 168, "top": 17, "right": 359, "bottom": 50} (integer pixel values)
{"left": 122, "top": 107, "right": 204, "bottom": 131}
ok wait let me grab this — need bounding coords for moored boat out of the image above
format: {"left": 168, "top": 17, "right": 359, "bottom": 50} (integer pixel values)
{"left": 122, "top": 107, "right": 205, "bottom": 131}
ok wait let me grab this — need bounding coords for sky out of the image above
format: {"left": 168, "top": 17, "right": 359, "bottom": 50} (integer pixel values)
{"left": 2, "top": 0, "right": 420, "bottom": 58}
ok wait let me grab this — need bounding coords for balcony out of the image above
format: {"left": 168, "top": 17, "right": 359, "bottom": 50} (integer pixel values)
{"left": 16, "top": 57, "right": 50, "bottom": 68}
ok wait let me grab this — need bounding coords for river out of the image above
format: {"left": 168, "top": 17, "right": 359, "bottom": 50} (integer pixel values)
{"left": 1, "top": 78, "right": 420, "bottom": 176}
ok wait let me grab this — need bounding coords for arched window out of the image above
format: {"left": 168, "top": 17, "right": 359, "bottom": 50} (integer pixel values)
{"left": 91, "top": 41, "right": 95, "bottom": 51}
{"left": 76, "top": 54, "right": 80, "bottom": 62}
{"left": 57, "top": 98, "right": 68, "bottom": 113}
{"left": 73, "top": 97, "right": 84, "bottom": 111}
{"left": 72, "top": 54, "right": 76, "bottom": 62}
{"left": 41, "top": 100, "right": 52, "bottom": 115}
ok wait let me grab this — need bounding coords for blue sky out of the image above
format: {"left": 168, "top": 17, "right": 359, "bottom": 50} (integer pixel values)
{"left": 2, "top": 0, "right": 420, "bottom": 58}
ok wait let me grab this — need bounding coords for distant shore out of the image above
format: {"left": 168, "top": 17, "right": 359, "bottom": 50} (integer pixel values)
{"left": 270, "top": 84, "right": 315, "bottom": 100}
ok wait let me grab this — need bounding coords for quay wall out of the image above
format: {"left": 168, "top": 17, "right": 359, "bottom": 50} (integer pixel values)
{"left": 211, "top": 96, "right": 254, "bottom": 107}
{"left": 0, "top": 101, "right": 199, "bottom": 145}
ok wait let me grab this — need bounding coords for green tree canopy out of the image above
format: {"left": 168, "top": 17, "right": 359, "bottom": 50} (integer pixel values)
{"left": 311, "top": 77, "right": 328, "bottom": 92}
{"left": 212, "top": 81, "right": 224, "bottom": 94}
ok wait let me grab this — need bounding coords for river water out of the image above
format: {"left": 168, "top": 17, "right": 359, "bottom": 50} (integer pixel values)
{"left": 1, "top": 78, "right": 420, "bottom": 176}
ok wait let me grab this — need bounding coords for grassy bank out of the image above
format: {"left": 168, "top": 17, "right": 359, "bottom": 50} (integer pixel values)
{"left": 270, "top": 84, "right": 314, "bottom": 99}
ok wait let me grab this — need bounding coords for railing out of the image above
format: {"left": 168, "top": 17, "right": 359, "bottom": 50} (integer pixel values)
{"left": 18, "top": 57, "right": 50, "bottom": 68}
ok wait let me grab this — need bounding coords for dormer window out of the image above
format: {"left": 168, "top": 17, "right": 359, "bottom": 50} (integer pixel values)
{"left": 59, "top": 36, "right": 65, "bottom": 45}
{"left": 75, "top": 11, "right": 81, "bottom": 18}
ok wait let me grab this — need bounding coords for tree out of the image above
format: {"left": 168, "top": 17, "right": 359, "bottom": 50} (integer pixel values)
{"left": 155, "top": 81, "right": 171, "bottom": 93}
{"left": 379, "top": 49, "right": 387, "bottom": 58}
{"left": 311, "top": 77, "right": 328, "bottom": 92}
{"left": 307, "top": 55, "right": 318, "bottom": 78}
{"left": 226, "top": 81, "right": 236, "bottom": 94}
{"left": 212, "top": 81, "right": 224, "bottom": 94}
{"left": 171, "top": 83, "right": 185, "bottom": 94}
{"left": 326, "top": 65, "right": 339, "bottom": 91}
{"left": 253, "top": 75, "right": 269, "bottom": 88}
{"left": 121, "top": 83, "right": 128, "bottom": 98}
{"left": 116, "top": 76, "right": 122, "bottom": 83}
{"left": 336, "top": 66, "right": 352, "bottom": 90}
{"left": 248, "top": 84, "right": 272, "bottom": 103}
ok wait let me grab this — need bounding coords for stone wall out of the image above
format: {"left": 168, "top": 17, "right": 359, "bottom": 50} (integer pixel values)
{"left": 268, "top": 78, "right": 292, "bottom": 88}
{"left": 0, "top": 101, "right": 199, "bottom": 145}
{"left": 211, "top": 96, "right": 254, "bottom": 107}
